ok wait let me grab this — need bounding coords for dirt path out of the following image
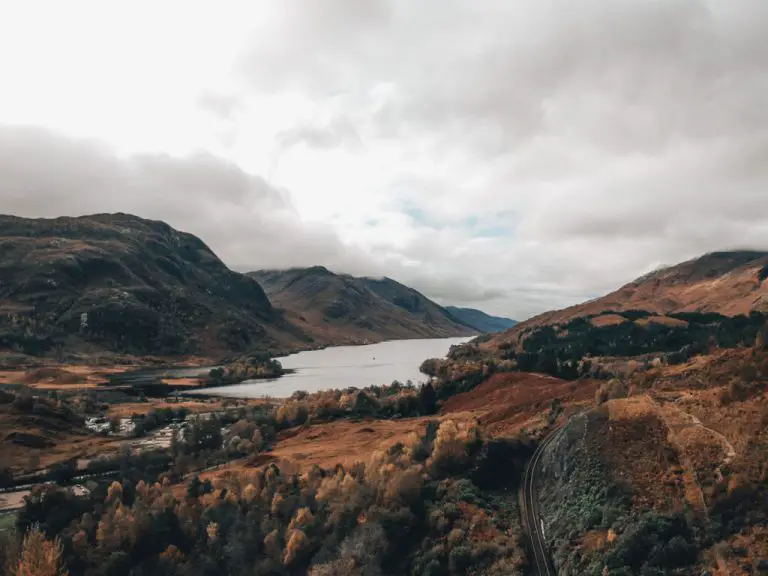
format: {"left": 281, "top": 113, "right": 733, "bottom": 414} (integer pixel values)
{"left": 674, "top": 410, "right": 736, "bottom": 466}
{"left": 651, "top": 396, "right": 737, "bottom": 514}
{"left": 658, "top": 404, "right": 708, "bottom": 515}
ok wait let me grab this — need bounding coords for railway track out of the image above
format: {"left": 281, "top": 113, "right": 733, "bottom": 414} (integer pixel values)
{"left": 520, "top": 426, "right": 563, "bottom": 575}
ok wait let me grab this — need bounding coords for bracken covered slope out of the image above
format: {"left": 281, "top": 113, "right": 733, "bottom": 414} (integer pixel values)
{"left": 0, "top": 213, "right": 311, "bottom": 359}
{"left": 491, "top": 250, "right": 768, "bottom": 348}
{"left": 249, "top": 267, "right": 477, "bottom": 344}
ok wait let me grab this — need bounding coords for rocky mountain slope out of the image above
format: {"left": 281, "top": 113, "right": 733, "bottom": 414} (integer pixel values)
{"left": 444, "top": 306, "right": 516, "bottom": 333}
{"left": 491, "top": 250, "right": 768, "bottom": 349}
{"left": 248, "top": 267, "right": 477, "bottom": 344}
{"left": 524, "top": 346, "right": 768, "bottom": 575}
{"left": 0, "top": 213, "right": 311, "bottom": 359}
{"left": 425, "top": 285, "right": 768, "bottom": 574}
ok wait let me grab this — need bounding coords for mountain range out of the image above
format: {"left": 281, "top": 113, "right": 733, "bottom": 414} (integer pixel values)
{"left": 248, "top": 267, "right": 477, "bottom": 345}
{"left": 4, "top": 212, "right": 766, "bottom": 364}
{"left": 0, "top": 213, "right": 499, "bottom": 361}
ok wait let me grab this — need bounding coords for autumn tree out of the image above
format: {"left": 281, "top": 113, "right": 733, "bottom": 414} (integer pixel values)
{"left": 8, "top": 525, "right": 68, "bottom": 576}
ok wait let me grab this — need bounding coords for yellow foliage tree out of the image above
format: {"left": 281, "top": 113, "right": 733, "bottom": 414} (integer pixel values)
{"left": 428, "top": 417, "right": 480, "bottom": 473}
{"left": 105, "top": 481, "right": 123, "bottom": 506}
{"left": 283, "top": 529, "right": 309, "bottom": 565}
{"left": 288, "top": 507, "right": 315, "bottom": 531}
{"left": 10, "top": 525, "right": 68, "bottom": 576}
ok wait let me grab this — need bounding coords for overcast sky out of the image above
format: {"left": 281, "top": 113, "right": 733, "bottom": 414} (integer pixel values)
{"left": 1, "top": 0, "right": 767, "bottom": 319}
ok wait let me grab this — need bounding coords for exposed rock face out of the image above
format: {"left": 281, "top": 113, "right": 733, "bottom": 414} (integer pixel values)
{"left": 249, "top": 267, "right": 477, "bottom": 344}
{"left": 0, "top": 213, "right": 310, "bottom": 358}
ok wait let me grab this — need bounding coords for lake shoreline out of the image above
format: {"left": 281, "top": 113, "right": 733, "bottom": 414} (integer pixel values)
{"left": 0, "top": 336, "right": 473, "bottom": 400}
{"left": 185, "top": 336, "right": 472, "bottom": 399}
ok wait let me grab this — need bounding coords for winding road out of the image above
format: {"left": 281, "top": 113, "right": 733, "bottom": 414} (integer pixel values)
{"left": 521, "top": 427, "right": 563, "bottom": 576}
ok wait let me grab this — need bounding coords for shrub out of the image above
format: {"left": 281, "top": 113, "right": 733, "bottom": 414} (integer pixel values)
{"left": 604, "top": 513, "right": 697, "bottom": 573}
{"left": 448, "top": 545, "right": 472, "bottom": 573}
{"left": 428, "top": 419, "right": 481, "bottom": 476}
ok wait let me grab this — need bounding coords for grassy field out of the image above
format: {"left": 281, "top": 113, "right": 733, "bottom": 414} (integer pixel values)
{"left": 0, "top": 513, "right": 16, "bottom": 532}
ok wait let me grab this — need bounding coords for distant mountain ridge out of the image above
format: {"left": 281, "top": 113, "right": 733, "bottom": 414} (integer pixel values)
{"left": 444, "top": 306, "right": 517, "bottom": 333}
{"left": 248, "top": 267, "right": 478, "bottom": 344}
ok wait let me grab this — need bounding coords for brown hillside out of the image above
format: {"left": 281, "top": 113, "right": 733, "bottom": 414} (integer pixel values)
{"left": 0, "top": 392, "right": 115, "bottom": 474}
{"left": 249, "top": 267, "right": 476, "bottom": 344}
{"left": 490, "top": 250, "right": 768, "bottom": 348}
{"left": 0, "top": 213, "right": 314, "bottom": 360}
{"left": 441, "top": 372, "right": 598, "bottom": 437}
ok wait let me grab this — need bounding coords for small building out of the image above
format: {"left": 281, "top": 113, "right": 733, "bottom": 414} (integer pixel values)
{"left": 70, "top": 484, "right": 90, "bottom": 498}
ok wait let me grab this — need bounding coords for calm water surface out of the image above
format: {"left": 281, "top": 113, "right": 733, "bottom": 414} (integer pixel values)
{"left": 200, "top": 337, "right": 472, "bottom": 398}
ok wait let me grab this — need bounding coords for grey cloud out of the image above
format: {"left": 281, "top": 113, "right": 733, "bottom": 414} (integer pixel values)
{"left": 242, "top": 0, "right": 768, "bottom": 154}
{"left": 406, "top": 270, "right": 597, "bottom": 320}
{"left": 276, "top": 117, "right": 363, "bottom": 152}
{"left": 0, "top": 125, "right": 352, "bottom": 272}
{"left": 400, "top": 274, "right": 508, "bottom": 306}
{"left": 197, "top": 91, "right": 243, "bottom": 149}
{"left": 241, "top": 0, "right": 768, "bottom": 179}
{"left": 235, "top": 0, "right": 768, "bottom": 318}
{"left": 6, "top": 1, "right": 768, "bottom": 321}
{"left": 239, "top": 0, "right": 393, "bottom": 95}
{"left": 197, "top": 91, "right": 243, "bottom": 121}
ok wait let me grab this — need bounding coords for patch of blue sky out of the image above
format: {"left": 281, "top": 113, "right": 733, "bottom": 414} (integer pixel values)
{"left": 403, "top": 206, "right": 428, "bottom": 223}
{"left": 474, "top": 225, "right": 512, "bottom": 238}
{"left": 400, "top": 205, "right": 447, "bottom": 230}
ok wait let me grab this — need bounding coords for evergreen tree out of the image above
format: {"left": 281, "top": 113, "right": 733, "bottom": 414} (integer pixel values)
{"left": 419, "top": 382, "right": 437, "bottom": 415}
